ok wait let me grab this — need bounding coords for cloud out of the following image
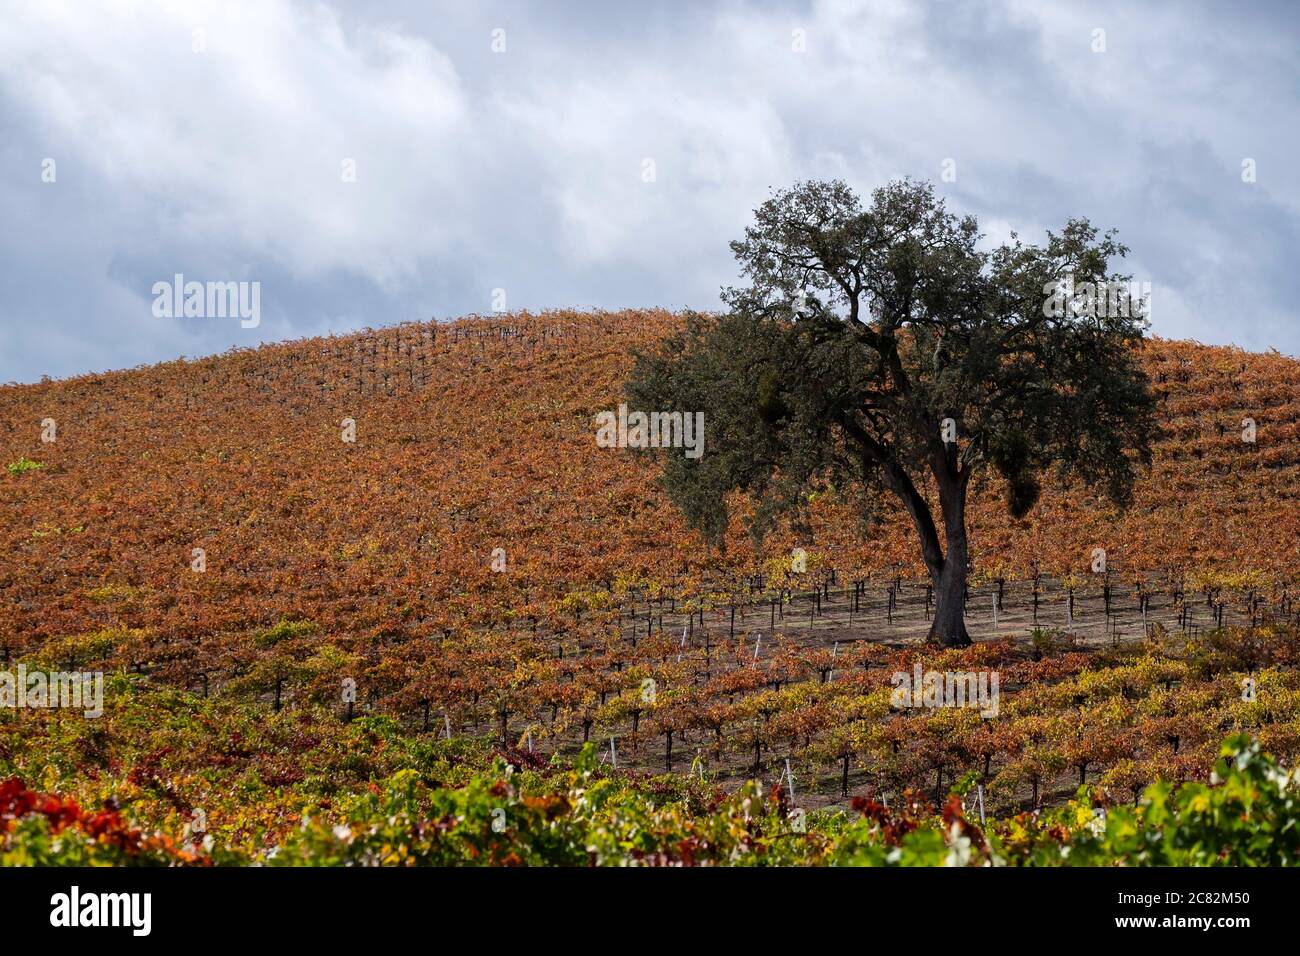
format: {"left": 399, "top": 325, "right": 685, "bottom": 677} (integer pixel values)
{"left": 0, "top": 0, "right": 1296, "bottom": 383}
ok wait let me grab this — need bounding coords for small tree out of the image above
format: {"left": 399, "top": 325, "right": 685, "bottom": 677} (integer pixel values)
{"left": 627, "top": 179, "right": 1156, "bottom": 646}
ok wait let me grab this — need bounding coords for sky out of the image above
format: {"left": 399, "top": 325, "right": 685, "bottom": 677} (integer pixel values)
{"left": 0, "top": 0, "right": 1297, "bottom": 384}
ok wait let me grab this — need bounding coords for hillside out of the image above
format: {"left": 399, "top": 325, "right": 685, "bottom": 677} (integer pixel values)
{"left": 4, "top": 310, "right": 1300, "bottom": 858}
{"left": 2, "top": 309, "right": 1298, "bottom": 653}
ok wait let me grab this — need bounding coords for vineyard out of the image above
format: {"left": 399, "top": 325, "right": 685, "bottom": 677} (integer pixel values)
{"left": 3, "top": 309, "right": 1300, "bottom": 863}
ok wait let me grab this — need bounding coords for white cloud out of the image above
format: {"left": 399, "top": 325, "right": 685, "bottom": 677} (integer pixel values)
{"left": 0, "top": 0, "right": 471, "bottom": 286}
{"left": 0, "top": 0, "right": 1296, "bottom": 382}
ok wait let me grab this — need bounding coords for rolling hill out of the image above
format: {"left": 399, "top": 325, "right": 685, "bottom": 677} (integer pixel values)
{"left": 2, "top": 309, "right": 1298, "bottom": 654}
{"left": 3, "top": 310, "right": 1300, "bottom": 863}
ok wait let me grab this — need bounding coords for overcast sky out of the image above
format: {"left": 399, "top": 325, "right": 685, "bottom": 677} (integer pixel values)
{"left": 1, "top": 0, "right": 1297, "bottom": 384}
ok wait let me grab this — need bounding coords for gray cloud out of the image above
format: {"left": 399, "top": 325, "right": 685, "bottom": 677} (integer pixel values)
{"left": 0, "top": 0, "right": 1296, "bottom": 384}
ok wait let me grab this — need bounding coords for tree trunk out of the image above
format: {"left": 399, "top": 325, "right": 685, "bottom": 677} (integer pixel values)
{"left": 927, "top": 467, "right": 972, "bottom": 647}
{"left": 928, "top": 555, "right": 971, "bottom": 647}
{"left": 882, "top": 455, "right": 971, "bottom": 648}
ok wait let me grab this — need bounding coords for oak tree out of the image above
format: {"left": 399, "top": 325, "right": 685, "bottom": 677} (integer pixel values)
{"left": 627, "top": 179, "right": 1157, "bottom": 646}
